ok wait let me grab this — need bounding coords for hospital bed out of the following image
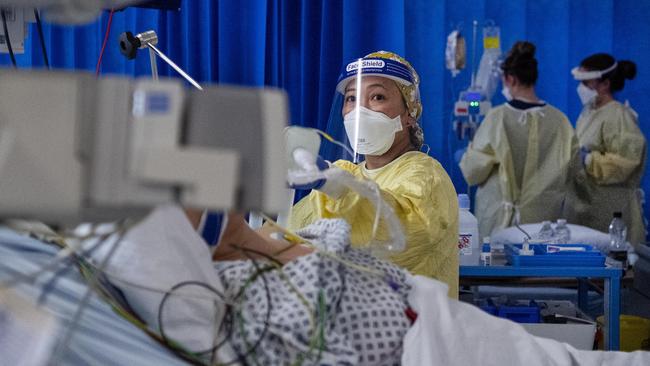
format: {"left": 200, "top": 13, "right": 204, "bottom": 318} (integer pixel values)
{"left": 0, "top": 69, "right": 289, "bottom": 365}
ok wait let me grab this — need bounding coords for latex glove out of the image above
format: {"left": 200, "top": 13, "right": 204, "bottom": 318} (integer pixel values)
{"left": 288, "top": 148, "right": 347, "bottom": 198}
{"left": 288, "top": 150, "right": 329, "bottom": 190}
{"left": 580, "top": 146, "right": 591, "bottom": 167}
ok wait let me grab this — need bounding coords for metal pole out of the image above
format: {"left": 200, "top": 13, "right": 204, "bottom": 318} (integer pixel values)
{"left": 470, "top": 20, "right": 478, "bottom": 89}
{"left": 146, "top": 42, "right": 203, "bottom": 91}
{"left": 148, "top": 47, "right": 159, "bottom": 81}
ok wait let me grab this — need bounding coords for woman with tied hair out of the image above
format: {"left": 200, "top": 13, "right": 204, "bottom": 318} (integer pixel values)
{"left": 567, "top": 53, "right": 646, "bottom": 247}
{"left": 460, "top": 41, "right": 580, "bottom": 240}
{"left": 288, "top": 50, "right": 459, "bottom": 298}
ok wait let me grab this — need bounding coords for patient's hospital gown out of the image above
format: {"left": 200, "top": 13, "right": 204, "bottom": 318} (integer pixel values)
{"left": 216, "top": 219, "right": 411, "bottom": 365}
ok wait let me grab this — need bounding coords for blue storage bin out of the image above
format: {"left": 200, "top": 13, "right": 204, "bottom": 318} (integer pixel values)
{"left": 497, "top": 301, "right": 541, "bottom": 323}
{"left": 477, "top": 299, "right": 498, "bottom": 316}
{"left": 505, "top": 244, "right": 606, "bottom": 267}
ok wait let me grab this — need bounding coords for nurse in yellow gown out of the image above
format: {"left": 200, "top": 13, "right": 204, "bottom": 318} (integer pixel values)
{"left": 567, "top": 53, "right": 646, "bottom": 247}
{"left": 288, "top": 51, "right": 459, "bottom": 298}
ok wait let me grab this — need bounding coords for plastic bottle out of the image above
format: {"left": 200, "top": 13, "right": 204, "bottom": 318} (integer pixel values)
{"left": 520, "top": 237, "right": 534, "bottom": 256}
{"left": 608, "top": 212, "right": 628, "bottom": 268}
{"left": 537, "top": 221, "right": 555, "bottom": 243}
{"left": 554, "top": 219, "right": 571, "bottom": 244}
{"left": 480, "top": 237, "right": 492, "bottom": 266}
{"left": 458, "top": 194, "right": 480, "bottom": 266}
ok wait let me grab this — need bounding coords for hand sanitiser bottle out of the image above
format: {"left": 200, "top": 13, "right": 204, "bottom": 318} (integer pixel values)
{"left": 458, "top": 194, "right": 480, "bottom": 266}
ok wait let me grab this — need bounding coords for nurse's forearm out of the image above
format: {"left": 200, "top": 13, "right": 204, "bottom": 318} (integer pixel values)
{"left": 586, "top": 151, "right": 640, "bottom": 184}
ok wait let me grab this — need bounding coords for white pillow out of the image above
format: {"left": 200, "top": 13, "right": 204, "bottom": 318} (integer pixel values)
{"left": 491, "top": 222, "right": 610, "bottom": 252}
{"left": 86, "top": 205, "right": 233, "bottom": 357}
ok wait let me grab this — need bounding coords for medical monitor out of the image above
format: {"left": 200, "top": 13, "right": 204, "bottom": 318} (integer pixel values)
{"left": 184, "top": 86, "right": 289, "bottom": 214}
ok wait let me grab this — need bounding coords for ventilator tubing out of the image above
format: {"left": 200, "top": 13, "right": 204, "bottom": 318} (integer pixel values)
{"left": 287, "top": 153, "right": 406, "bottom": 255}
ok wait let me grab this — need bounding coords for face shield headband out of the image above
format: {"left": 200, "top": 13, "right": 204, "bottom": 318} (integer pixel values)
{"left": 571, "top": 62, "right": 618, "bottom": 81}
{"left": 336, "top": 58, "right": 415, "bottom": 94}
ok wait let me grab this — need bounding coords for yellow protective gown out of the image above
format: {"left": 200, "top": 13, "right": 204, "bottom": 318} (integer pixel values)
{"left": 565, "top": 100, "right": 647, "bottom": 247}
{"left": 460, "top": 103, "right": 579, "bottom": 240}
{"left": 289, "top": 151, "right": 459, "bottom": 298}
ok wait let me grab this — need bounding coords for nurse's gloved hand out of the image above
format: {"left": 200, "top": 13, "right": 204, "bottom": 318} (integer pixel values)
{"left": 288, "top": 149, "right": 347, "bottom": 198}
{"left": 288, "top": 153, "right": 329, "bottom": 190}
{"left": 580, "top": 146, "right": 591, "bottom": 167}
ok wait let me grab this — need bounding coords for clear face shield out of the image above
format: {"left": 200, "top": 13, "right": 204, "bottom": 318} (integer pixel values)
{"left": 320, "top": 57, "right": 418, "bottom": 164}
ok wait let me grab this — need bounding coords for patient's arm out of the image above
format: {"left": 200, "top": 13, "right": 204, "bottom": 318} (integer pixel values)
{"left": 184, "top": 209, "right": 313, "bottom": 264}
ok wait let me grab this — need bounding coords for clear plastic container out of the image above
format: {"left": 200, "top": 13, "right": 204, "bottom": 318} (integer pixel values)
{"left": 555, "top": 219, "right": 571, "bottom": 244}
{"left": 536, "top": 221, "right": 555, "bottom": 243}
{"left": 608, "top": 212, "right": 628, "bottom": 268}
{"left": 480, "top": 238, "right": 492, "bottom": 266}
{"left": 458, "top": 194, "right": 480, "bottom": 266}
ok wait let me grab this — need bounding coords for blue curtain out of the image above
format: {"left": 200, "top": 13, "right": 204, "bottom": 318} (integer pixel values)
{"left": 3, "top": 0, "right": 650, "bottom": 222}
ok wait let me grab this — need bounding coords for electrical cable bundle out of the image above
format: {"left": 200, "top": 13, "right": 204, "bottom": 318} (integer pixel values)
{"left": 1, "top": 8, "right": 16, "bottom": 68}
{"left": 0, "top": 9, "right": 51, "bottom": 69}
{"left": 34, "top": 9, "right": 50, "bottom": 69}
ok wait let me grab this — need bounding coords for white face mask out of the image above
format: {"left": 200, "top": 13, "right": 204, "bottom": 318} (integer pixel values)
{"left": 577, "top": 83, "right": 598, "bottom": 106}
{"left": 343, "top": 106, "right": 403, "bottom": 156}
{"left": 501, "top": 86, "right": 513, "bottom": 101}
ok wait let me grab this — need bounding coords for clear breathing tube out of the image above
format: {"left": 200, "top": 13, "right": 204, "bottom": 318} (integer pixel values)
{"left": 288, "top": 148, "right": 406, "bottom": 256}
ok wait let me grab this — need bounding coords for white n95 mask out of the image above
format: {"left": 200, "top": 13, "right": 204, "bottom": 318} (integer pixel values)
{"left": 577, "top": 83, "right": 598, "bottom": 106}
{"left": 343, "top": 106, "right": 403, "bottom": 156}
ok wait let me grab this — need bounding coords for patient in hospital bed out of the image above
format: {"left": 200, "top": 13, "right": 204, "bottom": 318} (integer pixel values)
{"left": 90, "top": 205, "right": 649, "bottom": 366}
